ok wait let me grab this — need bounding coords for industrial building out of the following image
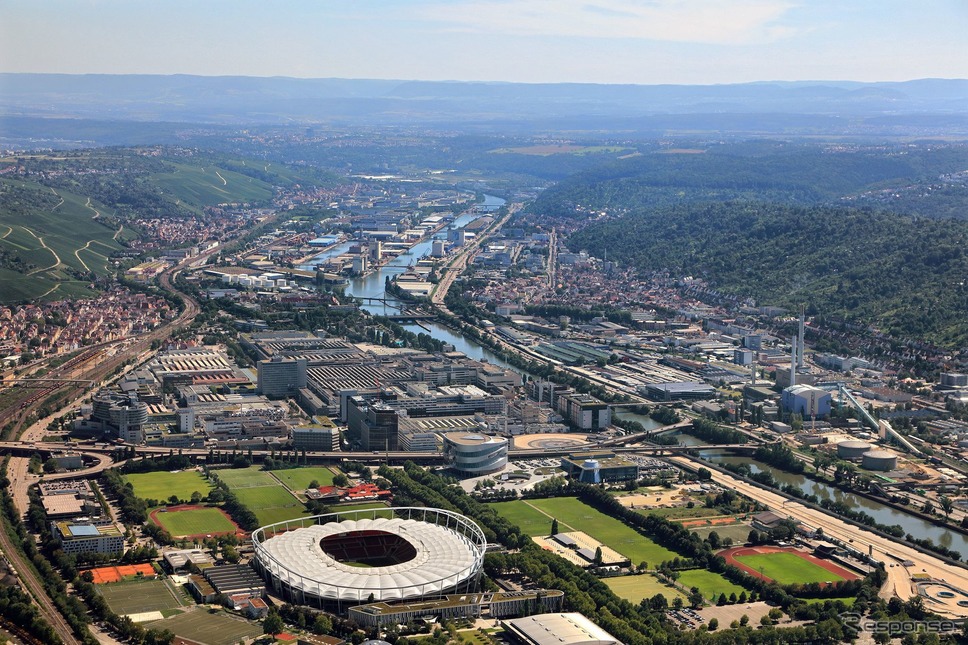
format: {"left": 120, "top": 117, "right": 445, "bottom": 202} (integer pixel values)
{"left": 292, "top": 421, "right": 340, "bottom": 452}
{"left": 862, "top": 450, "right": 898, "bottom": 471}
{"left": 781, "top": 384, "right": 832, "bottom": 419}
{"left": 645, "top": 382, "right": 716, "bottom": 401}
{"left": 257, "top": 356, "right": 308, "bottom": 398}
{"left": 503, "top": 613, "right": 620, "bottom": 645}
{"left": 837, "top": 440, "right": 872, "bottom": 460}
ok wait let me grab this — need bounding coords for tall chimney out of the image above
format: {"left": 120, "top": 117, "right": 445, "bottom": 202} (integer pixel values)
{"left": 790, "top": 336, "right": 798, "bottom": 388}
{"left": 798, "top": 305, "right": 806, "bottom": 369}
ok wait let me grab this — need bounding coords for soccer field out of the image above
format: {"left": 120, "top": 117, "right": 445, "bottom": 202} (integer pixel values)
{"left": 604, "top": 574, "right": 687, "bottom": 604}
{"left": 98, "top": 579, "right": 182, "bottom": 616}
{"left": 211, "top": 466, "right": 276, "bottom": 488}
{"left": 489, "top": 500, "right": 562, "bottom": 536}
{"left": 123, "top": 471, "right": 211, "bottom": 503}
{"left": 147, "top": 609, "right": 262, "bottom": 645}
{"left": 153, "top": 507, "right": 237, "bottom": 537}
{"left": 233, "top": 485, "right": 306, "bottom": 526}
{"left": 677, "top": 569, "right": 748, "bottom": 601}
{"left": 271, "top": 466, "right": 337, "bottom": 490}
{"left": 491, "top": 498, "right": 679, "bottom": 567}
{"left": 733, "top": 552, "right": 845, "bottom": 585}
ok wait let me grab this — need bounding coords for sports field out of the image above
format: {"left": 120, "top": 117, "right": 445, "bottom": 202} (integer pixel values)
{"left": 271, "top": 466, "right": 337, "bottom": 490}
{"left": 123, "top": 471, "right": 211, "bottom": 503}
{"left": 98, "top": 579, "right": 183, "bottom": 616}
{"left": 604, "top": 574, "right": 687, "bottom": 604}
{"left": 234, "top": 486, "right": 306, "bottom": 526}
{"left": 150, "top": 506, "right": 238, "bottom": 538}
{"left": 212, "top": 466, "right": 308, "bottom": 526}
{"left": 338, "top": 502, "right": 393, "bottom": 518}
{"left": 147, "top": 609, "right": 262, "bottom": 645}
{"left": 210, "top": 466, "right": 276, "bottom": 488}
{"left": 733, "top": 552, "right": 846, "bottom": 585}
{"left": 489, "top": 500, "right": 559, "bottom": 536}
{"left": 491, "top": 498, "right": 679, "bottom": 566}
{"left": 677, "top": 569, "right": 748, "bottom": 601}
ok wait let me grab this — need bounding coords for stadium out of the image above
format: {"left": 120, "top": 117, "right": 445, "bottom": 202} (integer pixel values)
{"left": 252, "top": 507, "right": 486, "bottom": 611}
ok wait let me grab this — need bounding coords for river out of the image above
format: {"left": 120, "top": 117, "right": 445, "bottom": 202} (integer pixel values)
{"left": 342, "top": 195, "right": 511, "bottom": 367}
{"left": 692, "top": 446, "right": 968, "bottom": 555}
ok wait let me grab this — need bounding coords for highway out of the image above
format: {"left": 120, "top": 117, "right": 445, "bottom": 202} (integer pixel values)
{"left": 431, "top": 201, "right": 519, "bottom": 306}
{"left": 668, "top": 454, "right": 968, "bottom": 618}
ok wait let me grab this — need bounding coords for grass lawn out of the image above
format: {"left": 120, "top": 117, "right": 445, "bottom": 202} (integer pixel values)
{"left": 336, "top": 502, "right": 393, "bottom": 518}
{"left": 271, "top": 466, "right": 337, "bottom": 490}
{"left": 733, "top": 553, "right": 844, "bottom": 586}
{"left": 803, "top": 596, "right": 856, "bottom": 607}
{"left": 252, "top": 505, "right": 313, "bottom": 526}
{"left": 210, "top": 466, "right": 276, "bottom": 488}
{"left": 640, "top": 506, "right": 722, "bottom": 520}
{"left": 146, "top": 609, "right": 262, "bottom": 645}
{"left": 490, "top": 501, "right": 559, "bottom": 536}
{"left": 604, "top": 574, "right": 687, "bottom": 604}
{"left": 122, "top": 471, "right": 211, "bottom": 503}
{"left": 98, "top": 579, "right": 182, "bottom": 616}
{"left": 677, "top": 569, "right": 748, "bottom": 601}
{"left": 233, "top": 485, "right": 306, "bottom": 526}
{"left": 527, "top": 497, "right": 680, "bottom": 567}
{"left": 152, "top": 507, "right": 236, "bottom": 537}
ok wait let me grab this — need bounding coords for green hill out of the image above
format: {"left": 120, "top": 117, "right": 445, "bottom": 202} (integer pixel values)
{"left": 532, "top": 142, "right": 968, "bottom": 220}
{"left": 0, "top": 148, "right": 309, "bottom": 303}
{"left": 568, "top": 202, "right": 968, "bottom": 347}
{"left": 0, "top": 179, "right": 126, "bottom": 300}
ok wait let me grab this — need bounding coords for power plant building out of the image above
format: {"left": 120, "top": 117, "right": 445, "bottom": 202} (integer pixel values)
{"left": 781, "top": 385, "right": 831, "bottom": 419}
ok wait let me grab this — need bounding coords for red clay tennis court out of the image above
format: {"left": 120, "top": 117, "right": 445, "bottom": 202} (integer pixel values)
{"left": 82, "top": 563, "right": 156, "bottom": 584}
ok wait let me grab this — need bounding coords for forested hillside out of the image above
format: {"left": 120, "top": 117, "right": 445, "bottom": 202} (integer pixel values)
{"left": 568, "top": 202, "right": 968, "bottom": 346}
{"left": 533, "top": 142, "right": 968, "bottom": 220}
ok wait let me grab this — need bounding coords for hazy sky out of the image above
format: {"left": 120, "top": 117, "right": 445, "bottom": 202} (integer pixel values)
{"left": 2, "top": 0, "right": 967, "bottom": 84}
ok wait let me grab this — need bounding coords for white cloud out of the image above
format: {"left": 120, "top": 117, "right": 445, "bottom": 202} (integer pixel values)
{"left": 420, "top": 0, "right": 798, "bottom": 45}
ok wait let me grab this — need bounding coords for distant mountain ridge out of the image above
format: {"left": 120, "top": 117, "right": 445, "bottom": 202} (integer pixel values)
{"left": 2, "top": 73, "right": 968, "bottom": 131}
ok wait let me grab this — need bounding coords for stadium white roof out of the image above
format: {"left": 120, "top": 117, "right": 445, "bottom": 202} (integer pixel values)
{"left": 257, "top": 517, "right": 480, "bottom": 602}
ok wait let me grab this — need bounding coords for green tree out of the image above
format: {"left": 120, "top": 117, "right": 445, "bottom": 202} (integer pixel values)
{"left": 940, "top": 496, "right": 953, "bottom": 521}
{"left": 263, "top": 610, "right": 284, "bottom": 638}
{"left": 550, "top": 518, "right": 559, "bottom": 536}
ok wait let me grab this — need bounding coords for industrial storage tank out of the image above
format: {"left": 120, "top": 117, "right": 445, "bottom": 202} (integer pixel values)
{"left": 837, "top": 440, "right": 872, "bottom": 460}
{"left": 862, "top": 450, "right": 897, "bottom": 471}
